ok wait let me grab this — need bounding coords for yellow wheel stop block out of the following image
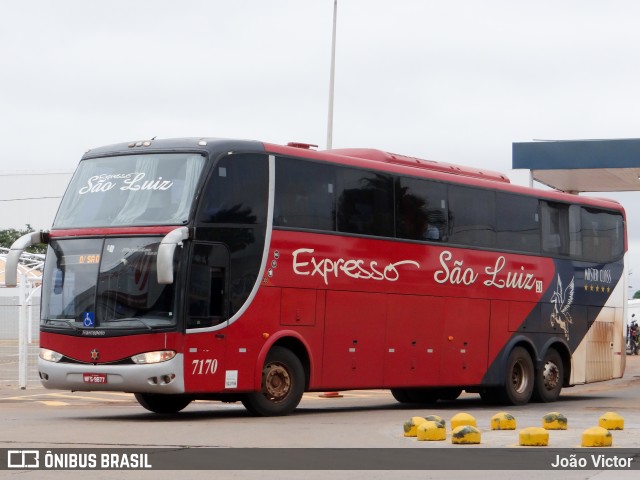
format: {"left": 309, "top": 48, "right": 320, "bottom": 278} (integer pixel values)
{"left": 403, "top": 416, "right": 426, "bottom": 437}
{"left": 542, "top": 412, "right": 568, "bottom": 430}
{"left": 451, "top": 425, "right": 481, "bottom": 444}
{"left": 519, "top": 427, "right": 549, "bottom": 446}
{"left": 424, "top": 414, "right": 446, "bottom": 429}
{"left": 598, "top": 412, "right": 624, "bottom": 430}
{"left": 582, "top": 426, "right": 613, "bottom": 447}
{"left": 491, "top": 412, "right": 516, "bottom": 430}
{"left": 450, "top": 412, "right": 477, "bottom": 430}
{"left": 417, "top": 421, "right": 447, "bottom": 441}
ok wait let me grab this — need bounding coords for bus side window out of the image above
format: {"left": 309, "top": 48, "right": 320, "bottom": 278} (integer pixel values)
{"left": 580, "top": 207, "right": 625, "bottom": 262}
{"left": 336, "top": 169, "right": 393, "bottom": 237}
{"left": 198, "top": 155, "right": 267, "bottom": 225}
{"left": 541, "top": 201, "right": 570, "bottom": 256}
{"left": 395, "top": 176, "right": 448, "bottom": 242}
{"left": 448, "top": 185, "right": 496, "bottom": 248}
{"left": 195, "top": 154, "right": 268, "bottom": 316}
{"left": 495, "top": 193, "right": 540, "bottom": 253}
{"left": 274, "top": 157, "right": 336, "bottom": 231}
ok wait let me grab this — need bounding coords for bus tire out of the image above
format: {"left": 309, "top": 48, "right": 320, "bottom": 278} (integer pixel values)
{"left": 532, "top": 348, "right": 564, "bottom": 402}
{"left": 501, "top": 346, "right": 534, "bottom": 405}
{"left": 134, "top": 393, "right": 192, "bottom": 414}
{"left": 390, "top": 388, "right": 412, "bottom": 403}
{"left": 242, "top": 347, "right": 304, "bottom": 416}
{"left": 479, "top": 387, "right": 502, "bottom": 405}
{"left": 438, "top": 388, "right": 462, "bottom": 401}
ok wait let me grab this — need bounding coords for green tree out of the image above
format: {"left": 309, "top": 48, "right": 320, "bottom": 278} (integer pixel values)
{"left": 634, "top": 290, "right": 640, "bottom": 300}
{"left": 0, "top": 225, "right": 46, "bottom": 254}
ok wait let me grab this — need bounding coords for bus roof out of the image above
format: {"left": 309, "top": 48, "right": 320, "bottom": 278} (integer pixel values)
{"left": 327, "top": 148, "right": 511, "bottom": 184}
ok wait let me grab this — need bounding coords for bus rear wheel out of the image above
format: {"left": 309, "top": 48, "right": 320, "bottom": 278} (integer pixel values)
{"left": 532, "top": 348, "right": 564, "bottom": 402}
{"left": 242, "top": 347, "right": 304, "bottom": 416}
{"left": 501, "top": 346, "right": 534, "bottom": 405}
{"left": 479, "top": 387, "right": 502, "bottom": 405}
{"left": 134, "top": 393, "right": 192, "bottom": 414}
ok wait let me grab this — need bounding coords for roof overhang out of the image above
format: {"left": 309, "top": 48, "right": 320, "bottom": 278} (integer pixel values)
{"left": 512, "top": 139, "right": 640, "bottom": 192}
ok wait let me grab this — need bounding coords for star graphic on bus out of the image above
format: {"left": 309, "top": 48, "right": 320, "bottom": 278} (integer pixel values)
{"left": 550, "top": 274, "right": 575, "bottom": 341}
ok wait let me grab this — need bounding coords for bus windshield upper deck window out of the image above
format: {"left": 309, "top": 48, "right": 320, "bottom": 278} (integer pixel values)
{"left": 54, "top": 153, "right": 206, "bottom": 228}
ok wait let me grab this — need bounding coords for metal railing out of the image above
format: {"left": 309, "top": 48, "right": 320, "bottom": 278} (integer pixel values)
{"left": 0, "top": 250, "right": 43, "bottom": 388}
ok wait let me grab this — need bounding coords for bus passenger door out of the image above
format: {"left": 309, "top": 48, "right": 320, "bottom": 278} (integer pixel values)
{"left": 183, "top": 242, "right": 230, "bottom": 393}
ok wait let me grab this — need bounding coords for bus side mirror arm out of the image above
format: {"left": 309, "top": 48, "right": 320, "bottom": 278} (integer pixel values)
{"left": 4, "top": 231, "right": 48, "bottom": 287}
{"left": 157, "top": 227, "right": 189, "bottom": 285}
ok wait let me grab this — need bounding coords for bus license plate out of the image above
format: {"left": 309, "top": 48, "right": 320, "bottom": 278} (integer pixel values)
{"left": 83, "top": 373, "right": 107, "bottom": 384}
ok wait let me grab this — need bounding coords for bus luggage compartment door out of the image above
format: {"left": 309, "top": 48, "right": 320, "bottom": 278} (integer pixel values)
{"left": 322, "top": 291, "right": 386, "bottom": 389}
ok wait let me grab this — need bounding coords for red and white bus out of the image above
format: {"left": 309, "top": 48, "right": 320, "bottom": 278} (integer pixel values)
{"left": 7, "top": 137, "right": 627, "bottom": 415}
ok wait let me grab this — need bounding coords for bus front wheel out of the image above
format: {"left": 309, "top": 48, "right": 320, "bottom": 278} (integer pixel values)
{"left": 502, "top": 346, "right": 534, "bottom": 405}
{"left": 532, "top": 348, "right": 564, "bottom": 402}
{"left": 242, "top": 347, "right": 305, "bottom": 416}
{"left": 390, "top": 388, "right": 440, "bottom": 404}
{"left": 134, "top": 393, "right": 192, "bottom": 414}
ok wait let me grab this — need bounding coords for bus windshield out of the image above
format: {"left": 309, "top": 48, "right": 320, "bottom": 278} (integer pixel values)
{"left": 54, "top": 153, "right": 206, "bottom": 228}
{"left": 41, "top": 237, "right": 178, "bottom": 331}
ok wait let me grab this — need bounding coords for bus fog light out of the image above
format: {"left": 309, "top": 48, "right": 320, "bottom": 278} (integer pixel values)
{"left": 131, "top": 350, "right": 176, "bottom": 364}
{"left": 39, "top": 348, "right": 63, "bottom": 363}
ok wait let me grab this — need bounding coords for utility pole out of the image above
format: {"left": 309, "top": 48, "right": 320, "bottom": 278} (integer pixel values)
{"left": 326, "top": 0, "right": 338, "bottom": 150}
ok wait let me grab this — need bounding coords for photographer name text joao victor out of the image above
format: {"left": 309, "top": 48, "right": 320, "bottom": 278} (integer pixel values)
{"left": 551, "top": 453, "right": 634, "bottom": 469}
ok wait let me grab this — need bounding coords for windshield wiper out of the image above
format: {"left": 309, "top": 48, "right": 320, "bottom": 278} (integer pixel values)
{"left": 103, "top": 317, "right": 153, "bottom": 331}
{"left": 43, "top": 319, "right": 80, "bottom": 331}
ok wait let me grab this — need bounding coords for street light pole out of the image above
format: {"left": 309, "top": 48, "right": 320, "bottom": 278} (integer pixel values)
{"left": 326, "top": 0, "right": 338, "bottom": 150}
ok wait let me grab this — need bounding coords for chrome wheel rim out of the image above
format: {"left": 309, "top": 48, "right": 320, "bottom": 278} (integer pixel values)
{"left": 512, "top": 359, "right": 529, "bottom": 394}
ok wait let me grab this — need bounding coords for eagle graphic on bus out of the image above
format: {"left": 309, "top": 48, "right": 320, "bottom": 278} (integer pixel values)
{"left": 550, "top": 274, "right": 575, "bottom": 340}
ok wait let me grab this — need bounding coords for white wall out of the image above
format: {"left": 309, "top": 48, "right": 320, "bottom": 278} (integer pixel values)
{"left": 628, "top": 299, "right": 640, "bottom": 326}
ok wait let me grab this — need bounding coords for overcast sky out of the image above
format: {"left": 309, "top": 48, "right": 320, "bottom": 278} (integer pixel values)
{"left": 2, "top": 0, "right": 640, "bottom": 290}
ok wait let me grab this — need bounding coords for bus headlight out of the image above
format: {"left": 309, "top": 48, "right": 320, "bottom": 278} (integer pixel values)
{"left": 39, "top": 348, "right": 63, "bottom": 363}
{"left": 131, "top": 350, "right": 176, "bottom": 365}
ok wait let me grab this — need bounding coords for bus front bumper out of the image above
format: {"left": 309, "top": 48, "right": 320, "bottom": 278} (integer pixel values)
{"left": 37, "top": 354, "right": 185, "bottom": 394}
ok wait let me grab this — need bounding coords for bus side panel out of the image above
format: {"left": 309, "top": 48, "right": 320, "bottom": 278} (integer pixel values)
{"left": 384, "top": 295, "right": 445, "bottom": 387}
{"left": 183, "top": 332, "right": 227, "bottom": 393}
{"left": 489, "top": 300, "right": 510, "bottom": 370}
{"left": 322, "top": 291, "right": 386, "bottom": 389}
